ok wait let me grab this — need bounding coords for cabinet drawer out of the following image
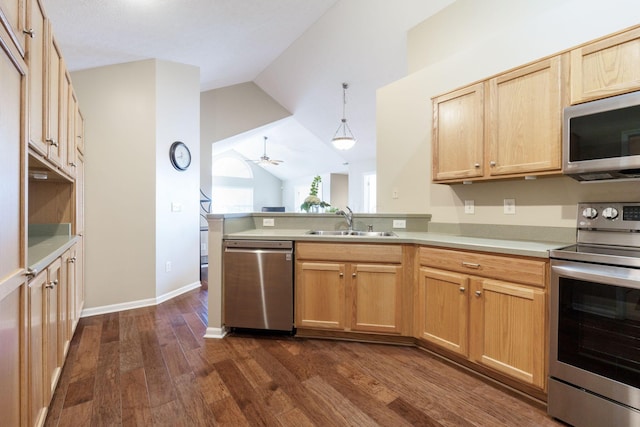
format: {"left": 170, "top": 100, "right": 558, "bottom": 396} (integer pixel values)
{"left": 296, "top": 242, "right": 402, "bottom": 263}
{"left": 418, "top": 246, "right": 547, "bottom": 288}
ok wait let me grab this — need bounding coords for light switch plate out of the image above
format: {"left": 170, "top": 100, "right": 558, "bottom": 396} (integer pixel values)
{"left": 263, "top": 218, "right": 275, "bottom": 227}
{"left": 392, "top": 219, "right": 406, "bottom": 229}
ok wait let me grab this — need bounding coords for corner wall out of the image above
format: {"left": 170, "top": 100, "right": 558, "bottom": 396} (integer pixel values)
{"left": 377, "top": 0, "right": 640, "bottom": 227}
{"left": 72, "top": 59, "right": 201, "bottom": 310}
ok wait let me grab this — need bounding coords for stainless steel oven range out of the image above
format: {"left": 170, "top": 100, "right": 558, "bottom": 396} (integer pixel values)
{"left": 549, "top": 202, "right": 640, "bottom": 427}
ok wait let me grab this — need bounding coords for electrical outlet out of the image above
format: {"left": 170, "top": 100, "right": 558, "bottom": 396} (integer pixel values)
{"left": 392, "top": 188, "right": 399, "bottom": 199}
{"left": 464, "top": 200, "right": 475, "bottom": 214}
{"left": 504, "top": 198, "right": 516, "bottom": 215}
{"left": 171, "top": 202, "right": 182, "bottom": 212}
{"left": 263, "top": 218, "right": 275, "bottom": 227}
{"left": 392, "top": 219, "right": 406, "bottom": 229}
{"left": 165, "top": 261, "right": 172, "bottom": 272}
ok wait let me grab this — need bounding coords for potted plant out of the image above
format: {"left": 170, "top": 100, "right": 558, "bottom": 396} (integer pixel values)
{"left": 300, "top": 175, "right": 331, "bottom": 212}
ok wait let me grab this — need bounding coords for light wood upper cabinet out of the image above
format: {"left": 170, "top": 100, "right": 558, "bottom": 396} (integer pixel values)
{"left": 486, "top": 56, "right": 565, "bottom": 176}
{"left": 25, "top": 0, "right": 47, "bottom": 156}
{"left": 571, "top": 26, "right": 640, "bottom": 104}
{"left": 432, "top": 54, "right": 568, "bottom": 183}
{"left": 469, "top": 278, "right": 546, "bottom": 390}
{"left": 45, "top": 25, "right": 63, "bottom": 168}
{"left": 416, "top": 267, "right": 469, "bottom": 356}
{"left": 432, "top": 83, "right": 484, "bottom": 181}
{"left": 0, "top": 0, "right": 26, "bottom": 54}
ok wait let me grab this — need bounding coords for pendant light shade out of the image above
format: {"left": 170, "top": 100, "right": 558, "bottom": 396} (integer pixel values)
{"left": 331, "top": 83, "right": 356, "bottom": 150}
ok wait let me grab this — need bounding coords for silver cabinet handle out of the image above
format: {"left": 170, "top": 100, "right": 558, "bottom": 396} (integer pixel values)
{"left": 474, "top": 163, "right": 480, "bottom": 168}
{"left": 339, "top": 272, "right": 344, "bottom": 277}
{"left": 475, "top": 290, "right": 482, "bottom": 297}
{"left": 489, "top": 161, "right": 496, "bottom": 167}
{"left": 46, "top": 280, "right": 58, "bottom": 289}
{"left": 70, "top": 162, "right": 77, "bottom": 167}
{"left": 462, "top": 261, "right": 480, "bottom": 269}
{"left": 459, "top": 286, "right": 465, "bottom": 292}
{"left": 23, "top": 28, "right": 35, "bottom": 38}
{"left": 47, "top": 138, "right": 58, "bottom": 147}
{"left": 25, "top": 268, "right": 36, "bottom": 279}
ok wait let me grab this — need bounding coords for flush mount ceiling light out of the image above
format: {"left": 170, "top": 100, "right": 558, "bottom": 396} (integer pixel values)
{"left": 248, "top": 136, "right": 283, "bottom": 166}
{"left": 331, "top": 82, "right": 356, "bottom": 150}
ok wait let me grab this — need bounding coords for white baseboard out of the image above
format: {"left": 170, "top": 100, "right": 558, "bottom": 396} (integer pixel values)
{"left": 81, "top": 281, "right": 202, "bottom": 318}
{"left": 204, "top": 327, "right": 228, "bottom": 339}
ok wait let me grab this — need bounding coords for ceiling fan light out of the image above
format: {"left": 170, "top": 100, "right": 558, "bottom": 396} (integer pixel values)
{"left": 332, "top": 136, "right": 356, "bottom": 150}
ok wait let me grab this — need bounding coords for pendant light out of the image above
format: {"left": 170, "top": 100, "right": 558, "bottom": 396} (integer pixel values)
{"left": 331, "top": 82, "right": 356, "bottom": 150}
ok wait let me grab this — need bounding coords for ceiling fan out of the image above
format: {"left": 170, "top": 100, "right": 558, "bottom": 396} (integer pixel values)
{"left": 248, "top": 136, "right": 283, "bottom": 166}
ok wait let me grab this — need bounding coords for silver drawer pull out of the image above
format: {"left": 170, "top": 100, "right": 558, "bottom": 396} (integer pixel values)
{"left": 462, "top": 261, "right": 480, "bottom": 269}
{"left": 459, "top": 286, "right": 465, "bottom": 292}
{"left": 475, "top": 290, "right": 482, "bottom": 297}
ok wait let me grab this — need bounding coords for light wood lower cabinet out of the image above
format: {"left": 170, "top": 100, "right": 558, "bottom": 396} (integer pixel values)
{"left": 416, "top": 246, "right": 548, "bottom": 392}
{"left": 416, "top": 267, "right": 469, "bottom": 356}
{"left": 28, "top": 245, "right": 79, "bottom": 427}
{"left": 469, "top": 278, "right": 546, "bottom": 389}
{"left": 295, "top": 243, "right": 404, "bottom": 335}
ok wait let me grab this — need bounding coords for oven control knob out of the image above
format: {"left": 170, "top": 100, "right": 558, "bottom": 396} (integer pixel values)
{"left": 602, "top": 207, "right": 619, "bottom": 220}
{"left": 582, "top": 207, "right": 598, "bottom": 219}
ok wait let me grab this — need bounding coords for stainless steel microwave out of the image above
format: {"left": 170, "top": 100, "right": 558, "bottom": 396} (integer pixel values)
{"left": 563, "top": 90, "right": 640, "bottom": 182}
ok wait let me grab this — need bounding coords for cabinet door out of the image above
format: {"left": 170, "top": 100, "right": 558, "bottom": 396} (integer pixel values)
{"left": 25, "top": 0, "right": 47, "bottom": 155}
{"left": 295, "top": 261, "right": 345, "bottom": 330}
{"left": 60, "top": 249, "right": 72, "bottom": 359}
{"left": 432, "top": 83, "right": 484, "bottom": 181}
{"left": 351, "top": 263, "right": 402, "bottom": 334}
{"left": 469, "top": 278, "right": 546, "bottom": 390}
{"left": 486, "top": 56, "right": 564, "bottom": 176}
{"left": 0, "top": 21, "right": 27, "bottom": 427}
{"left": 0, "top": 0, "right": 26, "bottom": 54}
{"left": 571, "top": 26, "right": 640, "bottom": 104}
{"left": 66, "top": 87, "right": 78, "bottom": 177}
{"left": 45, "top": 26, "right": 63, "bottom": 167}
{"left": 76, "top": 108, "right": 85, "bottom": 154}
{"left": 28, "top": 271, "right": 47, "bottom": 427}
{"left": 45, "top": 258, "right": 61, "bottom": 400}
{"left": 416, "top": 267, "right": 469, "bottom": 356}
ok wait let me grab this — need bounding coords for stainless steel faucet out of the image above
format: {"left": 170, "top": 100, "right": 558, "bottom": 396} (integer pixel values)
{"left": 336, "top": 206, "right": 354, "bottom": 231}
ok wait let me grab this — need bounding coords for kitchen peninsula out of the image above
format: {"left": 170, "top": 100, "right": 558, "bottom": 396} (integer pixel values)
{"left": 207, "top": 212, "right": 572, "bottom": 401}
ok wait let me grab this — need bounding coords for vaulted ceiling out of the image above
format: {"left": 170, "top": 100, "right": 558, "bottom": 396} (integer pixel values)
{"left": 44, "top": 0, "right": 454, "bottom": 180}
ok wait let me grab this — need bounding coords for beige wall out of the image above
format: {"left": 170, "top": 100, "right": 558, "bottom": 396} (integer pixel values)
{"left": 377, "top": 0, "right": 640, "bottom": 228}
{"left": 73, "top": 59, "right": 200, "bottom": 309}
{"left": 200, "top": 82, "right": 291, "bottom": 200}
{"left": 155, "top": 61, "right": 201, "bottom": 297}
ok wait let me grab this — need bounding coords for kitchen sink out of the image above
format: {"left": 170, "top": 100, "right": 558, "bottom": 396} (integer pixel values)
{"left": 306, "top": 230, "right": 396, "bottom": 237}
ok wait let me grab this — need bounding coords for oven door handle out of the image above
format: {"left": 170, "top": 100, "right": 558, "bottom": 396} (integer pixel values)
{"left": 552, "top": 260, "right": 640, "bottom": 289}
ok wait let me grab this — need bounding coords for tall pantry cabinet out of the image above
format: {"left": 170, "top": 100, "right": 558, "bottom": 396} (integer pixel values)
{"left": 0, "top": 0, "right": 86, "bottom": 426}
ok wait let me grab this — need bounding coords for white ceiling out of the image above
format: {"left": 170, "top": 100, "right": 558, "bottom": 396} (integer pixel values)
{"left": 43, "top": 0, "right": 454, "bottom": 181}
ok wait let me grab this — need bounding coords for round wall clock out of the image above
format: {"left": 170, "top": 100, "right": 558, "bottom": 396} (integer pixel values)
{"left": 169, "top": 141, "right": 191, "bottom": 171}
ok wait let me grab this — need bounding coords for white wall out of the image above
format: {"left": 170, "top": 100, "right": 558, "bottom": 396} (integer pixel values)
{"left": 72, "top": 59, "right": 200, "bottom": 309}
{"left": 377, "top": 0, "right": 640, "bottom": 227}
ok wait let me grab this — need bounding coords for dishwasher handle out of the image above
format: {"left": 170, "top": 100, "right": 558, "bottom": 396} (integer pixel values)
{"left": 223, "top": 240, "right": 293, "bottom": 250}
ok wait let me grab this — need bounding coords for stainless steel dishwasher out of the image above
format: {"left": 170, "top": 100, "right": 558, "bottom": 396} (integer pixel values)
{"left": 223, "top": 240, "right": 294, "bottom": 332}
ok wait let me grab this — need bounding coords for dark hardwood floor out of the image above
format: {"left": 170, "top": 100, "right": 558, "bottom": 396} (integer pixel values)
{"left": 44, "top": 278, "right": 562, "bottom": 426}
